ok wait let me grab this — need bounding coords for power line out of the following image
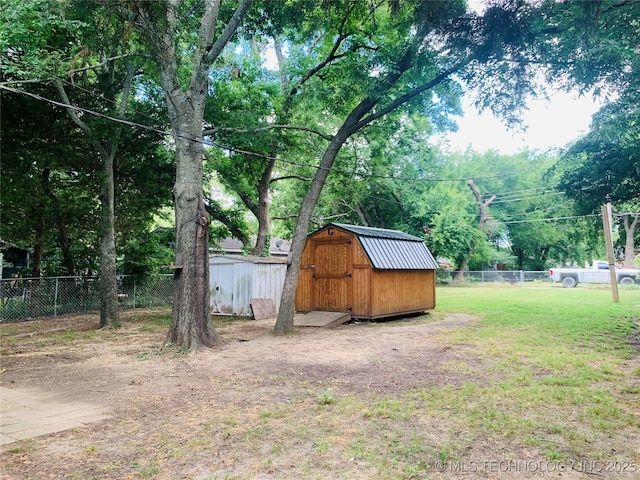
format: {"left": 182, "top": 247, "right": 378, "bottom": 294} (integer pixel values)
{"left": 1, "top": 85, "right": 173, "bottom": 138}
{"left": 212, "top": 139, "right": 538, "bottom": 183}
{"left": 482, "top": 187, "right": 549, "bottom": 199}
{"left": 499, "top": 200, "right": 574, "bottom": 218}
{"left": 59, "top": 78, "right": 166, "bottom": 127}
{"left": 491, "top": 191, "right": 565, "bottom": 205}
{"left": 1, "top": 84, "right": 549, "bottom": 185}
{"left": 494, "top": 214, "right": 601, "bottom": 225}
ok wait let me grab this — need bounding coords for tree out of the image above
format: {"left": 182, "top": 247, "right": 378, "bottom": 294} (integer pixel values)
{"left": 546, "top": 0, "right": 639, "bottom": 265}
{"left": 273, "top": 0, "right": 575, "bottom": 334}
{"left": 621, "top": 214, "right": 639, "bottom": 268}
{"left": 558, "top": 97, "right": 640, "bottom": 212}
{"left": 2, "top": 0, "right": 175, "bottom": 294}
{"left": 557, "top": 94, "right": 640, "bottom": 266}
{"left": 443, "top": 179, "right": 496, "bottom": 281}
{"left": 446, "top": 149, "right": 601, "bottom": 270}
{"left": 203, "top": 41, "right": 283, "bottom": 255}
{"left": 117, "top": 0, "right": 255, "bottom": 349}
{"left": 416, "top": 183, "right": 482, "bottom": 269}
{"left": 0, "top": 87, "right": 99, "bottom": 279}
{"left": 1, "top": 0, "right": 165, "bottom": 328}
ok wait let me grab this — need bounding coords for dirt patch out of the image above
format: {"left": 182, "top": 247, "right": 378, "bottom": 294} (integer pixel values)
{"left": 1, "top": 310, "right": 638, "bottom": 480}
{"left": 2, "top": 311, "right": 480, "bottom": 404}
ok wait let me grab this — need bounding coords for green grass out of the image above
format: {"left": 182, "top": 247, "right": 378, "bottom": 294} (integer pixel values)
{"left": 298, "top": 286, "right": 639, "bottom": 476}
{"left": 437, "top": 286, "right": 637, "bottom": 360}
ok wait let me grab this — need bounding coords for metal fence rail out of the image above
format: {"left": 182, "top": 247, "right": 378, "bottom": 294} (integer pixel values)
{"left": 0, "top": 275, "right": 173, "bottom": 322}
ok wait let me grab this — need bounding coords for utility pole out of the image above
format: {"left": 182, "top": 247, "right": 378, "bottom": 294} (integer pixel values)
{"left": 601, "top": 201, "right": 619, "bottom": 302}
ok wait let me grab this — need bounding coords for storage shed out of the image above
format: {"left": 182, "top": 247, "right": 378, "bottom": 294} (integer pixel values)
{"left": 210, "top": 255, "right": 287, "bottom": 317}
{"left": 295, "top": 223, "right": 438, "bottom": 320}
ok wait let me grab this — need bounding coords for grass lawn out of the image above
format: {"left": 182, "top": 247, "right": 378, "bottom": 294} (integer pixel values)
{"left": 316, "top": 286, "right": 640, "bottom": 478}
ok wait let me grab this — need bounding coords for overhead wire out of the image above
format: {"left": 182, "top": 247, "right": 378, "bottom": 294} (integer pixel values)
{"left": 495, "top": 214, "right": 601, "bottom": 224}
{"left": 5, "top": 81, "right": 616, "bottom": 215}
{"left": 10, "top": 82, "right": 595, "bottom": 226}
{"left": 490, "top": 191, "right": 566, "bottom": 205}
{"left": 498, "top": 200, "right": 575, "bottom": 219}
{"left": 4, "top": 83, "right": 540, "bottom": 184}
{"left": 8, "top": 83, "right": 618, "bottom": 228}
{"left": 482, "top": 187, "right": 548, "bottom": 198}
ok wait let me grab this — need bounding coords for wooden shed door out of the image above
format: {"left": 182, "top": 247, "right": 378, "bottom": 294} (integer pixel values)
{"left": 312, "top": 240, "right": 352, "bottom": 312}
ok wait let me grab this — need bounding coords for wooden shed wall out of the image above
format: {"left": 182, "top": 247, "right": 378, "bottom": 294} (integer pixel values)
{"left": 295, "top": 227, "right": 436, "bottom": 319}
{"left": 369, "top": 269, "right": 435, "bottom": 318}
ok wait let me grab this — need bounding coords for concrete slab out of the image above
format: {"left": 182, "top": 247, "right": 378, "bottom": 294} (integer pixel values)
{"left": 0, "top": 386, "right": 110, "bottom": 448}
{"left": 294, "top": 311, "right": 351, "bottom": 328}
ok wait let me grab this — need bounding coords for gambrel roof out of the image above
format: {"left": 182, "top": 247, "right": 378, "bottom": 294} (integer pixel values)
{"left": 326, "top": 223, "right": 439, "bottom": 270}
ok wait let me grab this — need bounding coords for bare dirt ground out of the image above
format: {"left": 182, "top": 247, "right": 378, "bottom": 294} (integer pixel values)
{"left": 0, "top": 309, "right": 638, "bottom": 480}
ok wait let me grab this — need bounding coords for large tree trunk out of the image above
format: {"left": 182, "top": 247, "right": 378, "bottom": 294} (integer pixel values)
{"left": 168, "top": 194, "right": 221, "bottom": 348}
{"left": 166, "top": 104, "right": 221, "bottom": 349}
{"left": 274, "top": 133, "right": 351, "bottom": 335}
{"left": 99, "top": 151, "right": 119, "bottom": 329}
{"left": 622, "top": 214, "right": 639, "bottom": 268}
{"left": 128, "top": 0, "right": 254, "bottom": 350}
{"left": 453, "top": 262, "right": 469, "bottom": 284}
{"left": 54, "top": 80, "right": 120, "bottom": 329}
{"left": 251, "top": 160, "right": 275, "bottom": 255}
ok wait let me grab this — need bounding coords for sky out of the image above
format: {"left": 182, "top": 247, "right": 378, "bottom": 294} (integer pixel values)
{"left": 438, "top": 0, "right": 604, "bottom": 155}
{"left": 437, "top": 90, "right": 603, "bottom": 155}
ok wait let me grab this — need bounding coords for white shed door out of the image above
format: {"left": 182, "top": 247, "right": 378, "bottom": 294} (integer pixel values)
{"left": 210, "top": 263, "right": 234, "bottom": 314}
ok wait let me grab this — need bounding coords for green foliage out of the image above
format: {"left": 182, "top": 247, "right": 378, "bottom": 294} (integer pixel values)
{"left": 5, "top": 0, "right": 640, "bottom": 284}
{"left": 0, "top": 0, "right": 84, "bottom": 78}
{"left": 0, "top": 86, "right": 100, "bottom": 275}
{"left": 558, "top": 94, "right": 640, "bottom": 211}
{"left": 2, "top": 0, "right": 175, "bottom": 277}
{"left": 119, "top": 232, "right": 173, "bottom": 281}
{"left": 317, "top": 388, "right": 335, "bottom": 405}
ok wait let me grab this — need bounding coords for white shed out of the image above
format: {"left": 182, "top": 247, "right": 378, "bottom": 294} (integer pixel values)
{"left": 209, "top": 255, "right": 287, "bottom": 317}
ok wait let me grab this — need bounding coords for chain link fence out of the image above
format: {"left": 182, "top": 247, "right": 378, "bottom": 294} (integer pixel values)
{"left": 0, "top": 275, "right": 173, "bottom": 323}
{"left": 1, "top": 270, "right": 553, "bottom": 323}
{"left": 437, "top": 270, "right": 552, "bottom": 285}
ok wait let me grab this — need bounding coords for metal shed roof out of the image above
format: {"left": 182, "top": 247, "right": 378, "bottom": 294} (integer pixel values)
{"left": 329, "top": 223, "right": 438, "bottom": 270}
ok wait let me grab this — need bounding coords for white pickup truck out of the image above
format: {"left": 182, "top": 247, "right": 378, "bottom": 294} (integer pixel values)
{"left": 549, "top": 261, "right": 640, "bottom": 288}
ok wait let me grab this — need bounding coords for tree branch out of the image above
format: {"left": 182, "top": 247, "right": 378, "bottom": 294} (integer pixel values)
{"left": 271, "top": 214, "right": 299, "bottom": 221}
{"left": 53, "top": 79, "right": 95, "bottom": 141}
{"left": 285, "top": 1, "right": 359, "bottom": 103}
{"left": 205, "top": 0, "right": 254, "bottom": 65}
{"left": 351, "top": 55, "right": 474, "bottom": 132}
{"left": 64, "top": 52, "right": 148, "bottom": 78}
{"left": 191, "top": 0, "right": 221, "bottom": 92}
{"left": 270, "top": 175, "right": 311, "bottom": 184}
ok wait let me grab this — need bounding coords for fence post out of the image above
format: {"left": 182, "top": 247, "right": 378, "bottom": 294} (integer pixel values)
{"left": 520, "top": 270, "right": 524, "bottom": 286}
{"left": 53, "top": 277, "right": 59, "bottom": 317}
{"left": 133, "top": 279, "right": 137, "bottom": 309}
